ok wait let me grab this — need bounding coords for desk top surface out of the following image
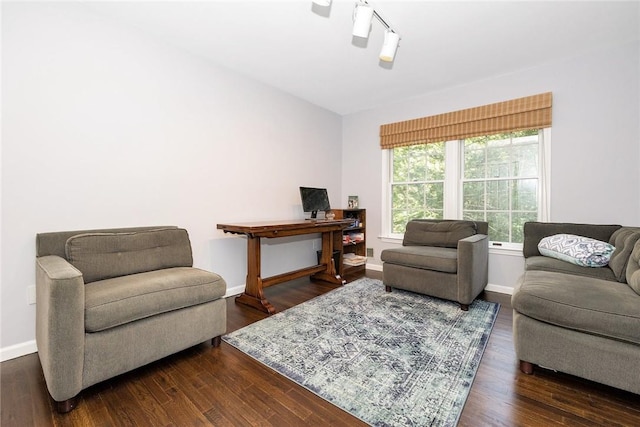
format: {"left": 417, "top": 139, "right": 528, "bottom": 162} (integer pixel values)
{"left": 217, "top": 219, "right": 353, "bottom": 235}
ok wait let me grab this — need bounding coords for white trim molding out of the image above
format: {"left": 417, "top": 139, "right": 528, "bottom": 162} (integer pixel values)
{"left": 485, "top": 283, "right": 514, "bottom": 295}
{"left": 365, "top": 263, "right": 383, "bottom": 272}
{"left": 225, "top": 284, "right": 246, "bottom": 298}
{"left": 366, "top": 264, "right": 514, "bottom": 295}
{"left": 1, "top": 340, "right": 37, "bottom": 362}
{"left": 1, "top": 275, "right": 513, "bottom": 362}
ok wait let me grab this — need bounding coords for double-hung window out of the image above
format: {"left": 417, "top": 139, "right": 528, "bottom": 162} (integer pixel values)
{"left": 390, "top": 142, "right": 446, "bottom": 232}
{"left": 461, "top": 129, "right": 545, "bottom": 245}
{"left": 381, "top": 93, "right": 552, "bottom": 248}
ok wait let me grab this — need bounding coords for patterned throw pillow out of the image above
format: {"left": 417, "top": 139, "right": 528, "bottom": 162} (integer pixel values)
{"left": 538, "top": 234, "right": 615, "bottom": 268}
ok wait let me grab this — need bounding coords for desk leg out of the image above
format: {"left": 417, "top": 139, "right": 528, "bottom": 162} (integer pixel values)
{"left": 235, "top": 235, "right": 276, "bottom": 314}
{"left": 312, "top": 230, "right": 346, "bottom": 285}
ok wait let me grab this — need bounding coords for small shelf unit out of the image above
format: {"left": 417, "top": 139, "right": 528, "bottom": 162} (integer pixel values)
{"left": 333, "top": 208, "right": 366, "bottom": 281}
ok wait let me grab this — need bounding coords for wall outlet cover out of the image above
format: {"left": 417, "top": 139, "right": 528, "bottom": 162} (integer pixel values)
{"left": 27, "top": 285, "right": 36, "bottom": 305}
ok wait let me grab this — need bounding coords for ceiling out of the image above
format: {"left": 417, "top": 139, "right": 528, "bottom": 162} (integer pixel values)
{"left": 79, "top": 1, "right": 639, "bottom": 115}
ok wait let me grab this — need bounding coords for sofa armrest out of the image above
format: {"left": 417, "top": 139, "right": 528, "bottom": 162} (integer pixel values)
{"left": 36, "top": 255, "right": 85, "bottom": 402}
{"left": 457, "top": 234, "right": 489, "bottom": 304}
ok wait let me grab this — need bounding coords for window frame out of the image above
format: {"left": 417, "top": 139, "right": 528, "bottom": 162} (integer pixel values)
{"left": 381, "top": 128, "right": 551, "bottom": 251}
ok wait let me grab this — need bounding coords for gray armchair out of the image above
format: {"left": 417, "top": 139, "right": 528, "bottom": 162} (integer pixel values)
{"left": 381, "top": 220, "right": 489, "bottom": 310}
{"left": 35, "top": 226, "right": 227, "bottom": 412}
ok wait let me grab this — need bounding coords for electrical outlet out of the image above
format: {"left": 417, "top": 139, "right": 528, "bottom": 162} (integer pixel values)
{"left": 366, "top": 247, "right": 374, "bottom": 257}
{"left": 27, "top": 285, "right": 36, "bottom": 305}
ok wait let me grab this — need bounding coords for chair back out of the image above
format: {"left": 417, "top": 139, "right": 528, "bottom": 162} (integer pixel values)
{"left": 36, "top": 226, "right": 176, "bottom": 258}
{"left": 403, "top": 219, "right": 488, "bottom": 248}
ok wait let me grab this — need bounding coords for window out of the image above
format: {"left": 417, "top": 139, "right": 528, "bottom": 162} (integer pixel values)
{"left": 390, "top": 142, "right": 446, "bottom": 233}
{"left": 385, "top": 129, "right": 549, "bottom": 247}
{"left": 461, "top": 130, "right": 541, "bottom": 244}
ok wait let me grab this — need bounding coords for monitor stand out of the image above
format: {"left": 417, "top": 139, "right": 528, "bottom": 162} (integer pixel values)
{"left": 305, "top": 211, "right": 319, "bottom": 220}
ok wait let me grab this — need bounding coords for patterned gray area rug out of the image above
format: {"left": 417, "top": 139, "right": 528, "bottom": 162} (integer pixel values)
{"left": 223, "top": 277, "right": 499, "bottom": 426}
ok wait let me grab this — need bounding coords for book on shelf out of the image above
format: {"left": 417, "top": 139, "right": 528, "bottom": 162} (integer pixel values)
{"left": 343, "top": 232, "right": 364, "bottom": 244}
{"left": 343, "top": 253, "right": 367, "bottom": 266}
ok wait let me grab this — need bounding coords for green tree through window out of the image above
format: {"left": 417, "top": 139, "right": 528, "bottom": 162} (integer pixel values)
{"left": 390, "top": 142, "right": 445, "bottom": 233}
{"left": 462, "top": 130, "right": 539, "bottom": 243}
{"left": 389, "top": 130, "right": 542, "bottom": 243}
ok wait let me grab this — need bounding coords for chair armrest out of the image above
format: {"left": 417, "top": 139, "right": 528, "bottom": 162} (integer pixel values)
{"left": 457, "top": 234, "right": 489, "bottom": 304}
{"left": 36, "top": 255, "right": 85, "bottom": 402}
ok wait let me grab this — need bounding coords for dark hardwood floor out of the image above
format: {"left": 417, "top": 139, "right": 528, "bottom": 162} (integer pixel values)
{"left": 2, "top": 271, "right": 639, "bottom": 426}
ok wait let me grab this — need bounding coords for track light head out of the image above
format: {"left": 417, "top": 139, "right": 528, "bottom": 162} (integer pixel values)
{"left": 352, "top": 3, "right": 374, "bottom": 38}
{"left": 312, "top": 0, "right": 401, "bottom": 64}
{"left": 379, "top": 30, "right": 400, "bottom": 62}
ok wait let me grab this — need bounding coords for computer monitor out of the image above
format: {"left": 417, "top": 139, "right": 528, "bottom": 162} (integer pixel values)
{"left": 299, "top": 187, "right": 331, "bottom": 219}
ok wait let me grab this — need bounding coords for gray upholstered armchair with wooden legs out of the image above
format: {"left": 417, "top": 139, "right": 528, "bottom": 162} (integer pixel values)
{"left": 381, "top": 220, "right": 489, "bottom": 310}
{"left": 35, "top": 226, "right": 227, "bottom": 413}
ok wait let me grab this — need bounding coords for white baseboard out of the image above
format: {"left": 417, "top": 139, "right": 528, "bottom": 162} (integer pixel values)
{"left": 1, "top": 285, "right": 247, "bottom": 361}
{"left": 485, "top": 283, "right": 514, "bottom": 295}
{"left": 367, "top": 264, "right": 513, "bottom": 295}
{"left": 1, "top": 340, "right": 37, "bottom": 362}
{"left": 225, "top": 284, "right": 245, "bottom": 297}
{"left": 1, "top": 276, "right": 511, "bottom": 363}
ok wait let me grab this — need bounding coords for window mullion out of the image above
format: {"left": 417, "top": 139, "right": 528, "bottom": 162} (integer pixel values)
{"left": 444, "top": 140, "right": 459, "bottom": 218}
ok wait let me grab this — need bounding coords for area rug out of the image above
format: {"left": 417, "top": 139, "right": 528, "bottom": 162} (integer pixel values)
{"left": 222, "top": 277, "right": 499, "bottom": 426}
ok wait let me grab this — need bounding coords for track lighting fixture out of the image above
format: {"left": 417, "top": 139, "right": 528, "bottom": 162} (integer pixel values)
{"left": 352, "top": 3, "right": 374, "bottom": 38}
{"left": 379, "top": 29, "right": 400, "bottom": 62}
{"left": 311, "top": 0, "right": 401, "bottom": 64}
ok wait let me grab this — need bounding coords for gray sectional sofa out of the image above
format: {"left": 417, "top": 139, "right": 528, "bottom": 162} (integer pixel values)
{"left": 36, "top": 226, "right": 227, "bottom": 412}
{"left": 512, "top": 222, "right": 640, "bottom": 394}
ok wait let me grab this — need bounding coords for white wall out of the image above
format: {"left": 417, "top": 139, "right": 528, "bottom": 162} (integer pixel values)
{"left": 1, "top": 3, "right": 342, "bottom": 357}
{"left": 342, "top": 40, "right": 640, "bottom": 292}
{"left": 3, "top": 2, "right": 639, "bottom": 360}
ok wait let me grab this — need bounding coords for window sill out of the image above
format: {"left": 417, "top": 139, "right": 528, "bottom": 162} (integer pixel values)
{"left": 379, "top": 235, "right": 523, "bottom": 257}
{"left": 379, "top": 236, "right": 402, "bottom": 244}
{"left": 488, "top": 246, "right": 523, "bottom": 257}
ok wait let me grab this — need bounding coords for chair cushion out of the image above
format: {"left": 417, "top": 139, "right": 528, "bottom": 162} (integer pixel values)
{"left": 512, "top": 270, "right": 640, "bottom": 345}
{"left": 402, "top": 220, "right": 477, "bottom": 248}
{"left": 381, "top": 246, "right": 458, "bottom": 273}
{"left": 84, "top": 267, "right": 226, "bottom": 332}
{"left": 66, "top": 228, "right": 193, "bottom": 283}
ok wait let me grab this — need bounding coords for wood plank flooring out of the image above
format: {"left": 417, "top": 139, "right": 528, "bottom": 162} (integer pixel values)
{"left": 2, "top": 271, "right": 639, "bottom": 426}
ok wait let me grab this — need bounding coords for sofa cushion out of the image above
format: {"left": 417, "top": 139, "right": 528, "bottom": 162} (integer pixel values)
{"left": 525, "top": 256, "right": 617, "bottom": 282}
{"left": 537, "top": 234, "right": 615, "bottom": 267}
{"left": 608, "top": 228, "right": 640, "bottom": 282}
{"left": 402, "top": 220, "right": 477, "bottom": 248}
{"left": 512, "top": 270, "right": 640, "bottom": 345}
{"left": 84, "top": 267, "right": 226, "bottom": 332}
{"left": 626, "top": 240, "right": 640, "bottom": 295}
{"left": 629, "top": 270, "right": 640, "bottom": 296}
{"left": 522, "top": 222, "right": 621, "bottom": 258}
{"left": 66, "top": 228, "right": 193, "bottom": 283}
{"left": 381, "top": 246, "right": 458, "bottom": 273}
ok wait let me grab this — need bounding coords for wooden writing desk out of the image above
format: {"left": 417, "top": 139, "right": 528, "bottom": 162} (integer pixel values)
{"left": 217, "top": 219, "right": 353, "bottom": 314}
